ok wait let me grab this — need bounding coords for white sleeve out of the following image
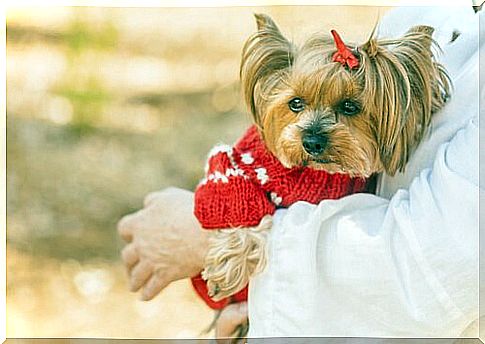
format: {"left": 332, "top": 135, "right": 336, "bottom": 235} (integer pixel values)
{"left": 248, "top": 117, "right": 478, "bottom": 337}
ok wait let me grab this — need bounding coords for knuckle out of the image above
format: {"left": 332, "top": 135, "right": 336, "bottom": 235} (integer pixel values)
{"left": 143, "top": 192, "right": 160, "bottom": 207}
{"left": 117, "top": 214, "right": 134, "bottom": 234}
{"left": 118, "top": 212, "right": 142, "bottom": 233}
{"left": 163, "top": 186, "right": 178, "bottom": 193}
{"left": 121, "top": 245, "right": 137, "bottom": 262}
{"left": 120, "top": 246, "right": 129, "bottom": 259}
{"left": 161, "top": 187, "right": 186, "bottom": 197}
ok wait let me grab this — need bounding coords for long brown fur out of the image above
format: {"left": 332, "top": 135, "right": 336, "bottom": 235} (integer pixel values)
{"left": 241, "top": 14, "right": 451, "bottom": 176}
{"left": 204, "top": 14, "right": 452, "bottom": 330}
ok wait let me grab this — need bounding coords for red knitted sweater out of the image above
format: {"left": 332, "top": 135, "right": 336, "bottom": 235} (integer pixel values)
{"left": 191, "top": 125, "right": 369, "bottom": 309}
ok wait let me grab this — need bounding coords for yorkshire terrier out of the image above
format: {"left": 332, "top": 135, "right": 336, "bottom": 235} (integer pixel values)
{"left": 190, "top": 13, "right": 450, "bottom": 336}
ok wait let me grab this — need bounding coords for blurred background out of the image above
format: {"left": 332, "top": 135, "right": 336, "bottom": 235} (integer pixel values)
{"left": 6, "top": 5, "right": 391, "bottom": 338}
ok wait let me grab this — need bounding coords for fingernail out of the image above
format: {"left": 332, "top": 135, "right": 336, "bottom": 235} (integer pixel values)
{"left": 141, "top": 292, "right": 152, "bottom": 301}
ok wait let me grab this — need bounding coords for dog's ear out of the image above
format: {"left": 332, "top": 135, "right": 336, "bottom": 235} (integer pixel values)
{"left": 254, "top": 13, "right": 280, "bottom": 32}
{"left": 359, "top": 25, "right": 450, "bottom": 175}
{"left": 395, "top": 25, "right": 451, "bottom": 114}
{"left": 403, "top": 25, "right": 435, "bottom": 48}
{"left": 240, "top": 14, "right": 295, "bottom": 125}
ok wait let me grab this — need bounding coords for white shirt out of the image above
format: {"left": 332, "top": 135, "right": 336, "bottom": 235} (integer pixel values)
{"left": 248, "top": 6, "right": 481, "bottom": 337}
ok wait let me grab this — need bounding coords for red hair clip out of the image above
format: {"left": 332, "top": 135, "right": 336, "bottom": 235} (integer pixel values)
{"left": 331, "top": 29, "right": 359, "bottom": 70}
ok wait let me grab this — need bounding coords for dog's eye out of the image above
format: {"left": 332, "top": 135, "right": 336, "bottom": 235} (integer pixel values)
{"left": 338, "top": 100, "right": 360, "bottom": 116}
{"left": 288, "top": 97, "right": 305, "bottom": 113}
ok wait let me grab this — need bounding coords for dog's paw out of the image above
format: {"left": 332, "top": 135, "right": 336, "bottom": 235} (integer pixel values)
{"left": 203, "top": 215, "right": 272, "bottom": 300}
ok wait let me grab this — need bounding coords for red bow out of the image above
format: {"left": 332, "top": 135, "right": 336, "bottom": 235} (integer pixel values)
{"left": 331, "top": 29, "right": 359, "bottom": 70}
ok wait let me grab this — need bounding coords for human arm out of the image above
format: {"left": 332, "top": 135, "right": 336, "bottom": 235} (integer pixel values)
{"left": 117, "top": 187, "right": 209, "bottom": 301}
{"left": 248, "top": 8, "right": 481, "bottom": 335}
{"left": 248, "top": 116, "right": 479, "bottom": 337}
{"left": 116, "top": 132, "right": 276, "bottom": 306}
{"left": 118, "top": 187, "right": 252, "bottom": 341}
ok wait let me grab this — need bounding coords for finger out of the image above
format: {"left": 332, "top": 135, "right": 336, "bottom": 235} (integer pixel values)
{"left": 117, "top": 212, "right": 139, "bottom": 243}
{"left": 129, "top": 261, "right": 153, "bottom": 292}
{"left": 121, "top": 244, "right": 139, "bottom": 271}
{"left": 140, "top": 273, "right": 170, "bottom": 301}
{"left": 215, "top": 302, "right": 248, "bottom": 338}
{"left": 143, "top": 191, "right": 161, "bottom": 208}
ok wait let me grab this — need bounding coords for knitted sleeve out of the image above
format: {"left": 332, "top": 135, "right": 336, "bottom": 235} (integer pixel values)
{"left": 191, "top": 143, "right": 275, "bottom": 310}
{"left": 193, "top": 144, "right": 276, "bottom": 229}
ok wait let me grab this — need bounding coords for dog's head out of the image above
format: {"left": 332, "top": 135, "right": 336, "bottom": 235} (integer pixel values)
{"left": 241, "top": 14, "right": 451, "bottom": 177}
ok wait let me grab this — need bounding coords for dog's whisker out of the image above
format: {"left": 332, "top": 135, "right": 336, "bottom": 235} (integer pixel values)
{"left": 196, "top": 16, "right": 451, "bottom": 338}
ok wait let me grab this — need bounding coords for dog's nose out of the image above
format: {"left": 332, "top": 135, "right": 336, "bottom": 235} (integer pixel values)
{"left": 302, "top": 134, "right": 328, "bottom": 156}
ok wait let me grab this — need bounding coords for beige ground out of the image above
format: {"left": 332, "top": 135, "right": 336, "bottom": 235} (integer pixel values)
{"left": 7, "top": 247, "right": 213, "bottom": 338}
{"left": 6, "top": 5, "right": 391, "bottom": 338}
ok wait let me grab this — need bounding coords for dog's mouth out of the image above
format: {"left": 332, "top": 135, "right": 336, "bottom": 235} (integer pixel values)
{"left": 312, "top": 157, "right": 335, "bottom": 164}
{"left": 302, "top": 156, "right": 337, "bottom": 166}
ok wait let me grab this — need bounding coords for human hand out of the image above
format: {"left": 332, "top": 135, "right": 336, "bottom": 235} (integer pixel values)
{"left": 117, "top": 187, "right": 209, "bottom": 300}
{"left": 215, "top": 302, "right": 249, "bottom": 343}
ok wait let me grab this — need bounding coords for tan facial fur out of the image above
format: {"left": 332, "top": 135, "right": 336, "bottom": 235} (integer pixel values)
{"left": 241, "top": 15, "right": 451, "bottom": 177}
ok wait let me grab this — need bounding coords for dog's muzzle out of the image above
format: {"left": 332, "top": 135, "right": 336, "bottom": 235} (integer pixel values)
{"left": 302, "top": 132, "right": 328, "bottom": 156}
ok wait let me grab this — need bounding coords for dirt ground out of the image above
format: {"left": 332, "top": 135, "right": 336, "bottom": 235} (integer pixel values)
{"left": 6, "top": 5, "right": 390, "bottom": 338}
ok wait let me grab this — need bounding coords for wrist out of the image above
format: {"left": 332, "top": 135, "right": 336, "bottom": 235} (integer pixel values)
{"left": 195, "top": 230, "right": 210, "bottom": 273}
{"left": 187, "top": 222, "right": 210, "bottom": 277}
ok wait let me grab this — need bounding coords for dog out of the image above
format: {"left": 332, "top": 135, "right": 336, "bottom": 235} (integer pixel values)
{"left": 190, "top": 12, "right": 451, "bottom": 333}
